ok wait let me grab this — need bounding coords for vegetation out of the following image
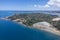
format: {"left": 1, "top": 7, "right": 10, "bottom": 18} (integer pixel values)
{"left": 8, "top": 13, "right": 58, "bottom": 26}
{"left": 53, "top": 21, "right": 60, "bottom": 30}
{"left": 7, "top": 13, "right": 60, "bottom": 30}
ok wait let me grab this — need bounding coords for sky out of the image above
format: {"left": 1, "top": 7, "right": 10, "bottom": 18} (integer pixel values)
{"left": 0, "top": 0, "right": 60, "bottom": 11}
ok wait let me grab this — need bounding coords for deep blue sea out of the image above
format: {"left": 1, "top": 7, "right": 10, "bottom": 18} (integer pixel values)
{"left": 0, "top": 20, "right": 60, "bottom": 40}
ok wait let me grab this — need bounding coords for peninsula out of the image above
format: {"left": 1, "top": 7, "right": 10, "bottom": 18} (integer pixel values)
{"left": 1, "top": 12, "right": 60, "bottom": 35}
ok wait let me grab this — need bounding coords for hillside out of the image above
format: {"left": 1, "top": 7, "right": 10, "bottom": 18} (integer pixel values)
{"left": 6, "top": 13, "right": 60, "bottom": 35}
{"left": 7, "top": 13, "right": 58, "bottom": 26}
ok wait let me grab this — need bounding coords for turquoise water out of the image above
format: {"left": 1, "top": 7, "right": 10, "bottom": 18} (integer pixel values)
{"left": 0, "top": 20, "right": 60, "bottom": 40}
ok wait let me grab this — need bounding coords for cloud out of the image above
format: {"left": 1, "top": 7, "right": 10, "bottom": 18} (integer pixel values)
{"left": 34, "top": 0, "right": 60, "bottom": 8}
{"left": 34, "top": 4, "right": 49, "bottom": 8}
{"left": 47, "top": 0, "right": 60, "bottom": 7}
{"left": 44, "top": 4, "right": 50, "bottom": 7}
{"left": 34, "top": 5, "right": 37, "bottom": 7}
{"left": 33, "top": 0, "right": 60, "bottom": 10}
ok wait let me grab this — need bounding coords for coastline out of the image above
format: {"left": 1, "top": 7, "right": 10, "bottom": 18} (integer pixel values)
{"left": 0, "top": 17, "right": 28, "bottom": 27}
{"left": 0, "top": 17, "right": 60, "bottom": 35}
{"left": 10, "top": 19, "right": 60, "bottom": 35}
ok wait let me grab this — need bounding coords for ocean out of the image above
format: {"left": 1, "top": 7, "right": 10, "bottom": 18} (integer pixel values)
{"left": 0, "top": 11, "right": 35, "bottom": 18}
{"left": 0, "top": 20, "right": 60, "bottom": 40}
{"left": 0, "top": 11, "right": 60, "bottom": 18}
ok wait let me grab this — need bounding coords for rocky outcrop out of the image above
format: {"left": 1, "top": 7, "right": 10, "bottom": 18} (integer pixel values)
{"left": 33, "top": 22, "right": 52, "bottom": 28}
{"left": 52, "top": 18, "right": 60, "bottom": 30}
{"left": 52, "top": 18, "right": 60, "bottom": 21}
{"left": 32, "top": 21, "right": 60, "bottom": 35}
